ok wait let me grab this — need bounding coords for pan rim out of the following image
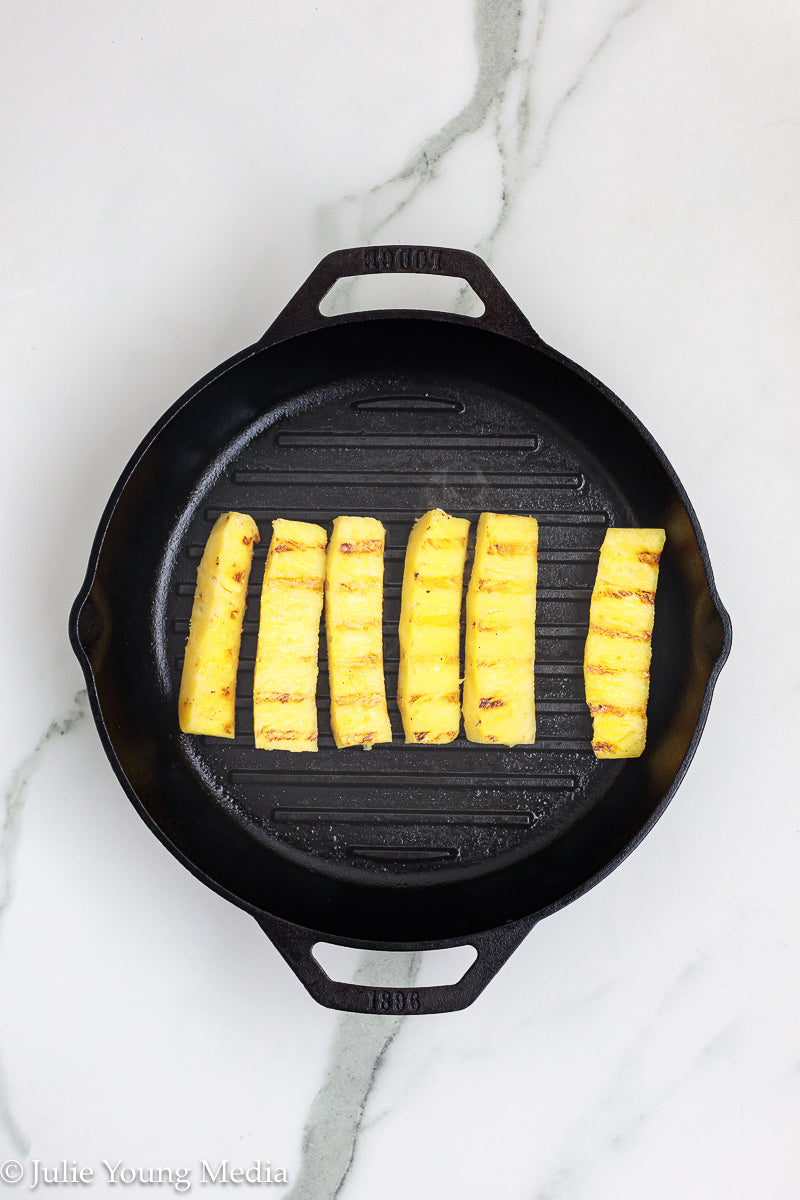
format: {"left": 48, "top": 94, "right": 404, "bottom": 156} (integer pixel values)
{"left": 69, "top": 309, "right": 732, "bottom": 947}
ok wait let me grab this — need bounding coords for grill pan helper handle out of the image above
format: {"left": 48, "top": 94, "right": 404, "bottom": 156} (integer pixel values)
{"left": 255, "top": 913, "right": 538, "bottom": 1015}
{"left": 260, "top": 244, "right": 544, "bottom": 347}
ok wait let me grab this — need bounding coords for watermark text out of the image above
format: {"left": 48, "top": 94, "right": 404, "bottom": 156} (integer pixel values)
{"left": 0, "top": 1158, "right": 289, "bottom": 1192}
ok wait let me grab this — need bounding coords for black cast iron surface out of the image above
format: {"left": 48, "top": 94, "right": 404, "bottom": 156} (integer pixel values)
{"left": 70, "top": 246, "right": 731, "bottom": 1013}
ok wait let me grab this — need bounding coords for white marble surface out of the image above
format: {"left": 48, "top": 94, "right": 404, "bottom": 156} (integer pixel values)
{"left": 2, "top": 2, "right": 799, "bottom": 1196}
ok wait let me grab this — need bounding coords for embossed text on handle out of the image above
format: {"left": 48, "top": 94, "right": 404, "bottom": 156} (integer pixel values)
{"left": 365, "top": 988, "right": 422, "bottom": 1013}
{"left": 362, "top": 247, "right": 442, "bottom": 274}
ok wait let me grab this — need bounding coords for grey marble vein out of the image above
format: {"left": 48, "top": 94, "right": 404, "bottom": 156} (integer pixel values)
{"left": 321, "top": 0, "right": 652, "bottom": 320}
{"left": 317, "top": 0, "right": 524, "bottom": 311}
{"left": 475, "top": 0, "right": 650, "bottom": 264}
{"left": 285, "top": 951, "right": 421, "bottom": 1199}
{"left": 0, "top": 690, "right": 88, "bottom": 1154}
{"left": 363, "top": 0, "right": 523, "bottom": 236}
{"left": 470, "top": 0, "right": 545, "bottom": 263}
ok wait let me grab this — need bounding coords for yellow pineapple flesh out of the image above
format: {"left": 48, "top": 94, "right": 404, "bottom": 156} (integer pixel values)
{"left": 178, "top": 511, "right": 259, "bottom": 737}
{"left": 463, "top": 512, "right": 538, "bottom": 746}
{"left": 253, "top": 519, "right": 327, "bottom": 752}
{"left": 397, "top": 509, "right": 470, "bottom": 744}
{"left": 584, "top": 527, "right": 666, "bottom": 758}
{"left": 325, "top": 516, "right": 392, "bottom": 749}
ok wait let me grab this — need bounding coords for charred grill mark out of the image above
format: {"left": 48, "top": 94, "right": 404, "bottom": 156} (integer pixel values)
{"left": 585, "top": 663, "right": 650, "bottom": 678}
{"left": 335, "top": 693, "right": 386, "bottom": 708}
{"left": 335, "top": 579, "right": 380, "bottom": 592}
{"left": 412, "top": 730, "right": 457, "bottom": 742}
{"left": 637, "top": 550, "right": 662, "bottom": 567}
{"left": 597, "top": 587, "right": 656, "bottom": 604}
{"left": 340, "top": 653, "right": 381, "bottom": 668}
{"left": 233, "top": 570, "right": 244, "bottom": 583}
{"left": 268, "top": 576, "right": 324, "bottom": 591}
{"left": 256, "top": 692, "right": 309, "bottom": 704}
{"left": 474, "top": 659, "right": 531, "bottom": 673}
{"left": 341, "top": 731, "right": 378, "bottom": 746}
{"left": 589, "top": 703, "right": 644, "bottom": 717}
{"left": 477, "top": 579, "right": 535, "bottom": 594}
{"left": 589, "top": 624, "right": 652, "bottom": 643}
{"left": 592, "top": 740, "right": 616, "bottom": 753}
{"left": 273, "top": 539, "right": 325, "bottom": 553}
{"left": 333, "top": 617, "right": 380, "bottom": 630}
{"left": 479, "top": 697, "right": 506, "bottom": 709}
{"left": 487, "top": 541, "right": 537, "bottom": 555}
{"left": 339, "top": 539, "right": 383, "bottom": 554}
{"left": 409, "top": 691, "right": 460, "bottom": 704}
{"left": 476, "top": 618, "right": 512, "bottom": 632}
{"left": 256, "top": 730, "right": 315, "bottom": 742}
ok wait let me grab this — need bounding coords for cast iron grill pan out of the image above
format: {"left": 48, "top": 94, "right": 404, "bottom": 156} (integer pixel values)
{"left": 71, "top": 247, "right": 731, "bottom": 1013}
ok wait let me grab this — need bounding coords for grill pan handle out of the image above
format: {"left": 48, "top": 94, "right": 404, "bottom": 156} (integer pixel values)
{"left": 260, "top": 245, "right": 543, "bottom": 347}
{"left": 255, "top": 912, "right": 537, "bottom": 1014}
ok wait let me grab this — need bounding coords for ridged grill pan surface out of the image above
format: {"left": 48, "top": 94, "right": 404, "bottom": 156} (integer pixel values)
{"left": 70, "top": 247, "right": 731, "bottom": 1012}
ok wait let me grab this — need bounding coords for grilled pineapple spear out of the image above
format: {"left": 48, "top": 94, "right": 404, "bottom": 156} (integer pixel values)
{"left": 463, "top": 513, "right": 538, "bottom": 746}
{"left": 179, "top": 511, "right": 259, "bottom": 737}
{"left": 326, "top": 516, "right": 392, "bottom": 749}
{"left": 253, "top": 519, "right": 327, "bottom": 752}
{"left": 397, "top": 509, "right": 470, "bottom": 744}
{"left": 584, "top": 527, "right": 665, "bottom": 758}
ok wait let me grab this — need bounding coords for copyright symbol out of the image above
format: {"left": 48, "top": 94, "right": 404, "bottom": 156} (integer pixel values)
{"left": 0, "top": 1159, "right": 23, "bottom": 1184}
